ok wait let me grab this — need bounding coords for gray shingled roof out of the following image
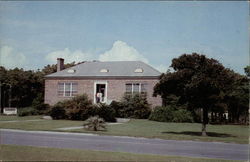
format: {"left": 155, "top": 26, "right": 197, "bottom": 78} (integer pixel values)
{"left": 45, "top": 61, "right": 161, "bottom": 78}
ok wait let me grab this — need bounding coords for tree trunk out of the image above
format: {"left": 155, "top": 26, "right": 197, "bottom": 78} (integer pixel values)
{"left": 202, "top": 123, "right": 207, "bottom": 136}
{"left": 201, "top": 107, "right": 208, "bottom": 136}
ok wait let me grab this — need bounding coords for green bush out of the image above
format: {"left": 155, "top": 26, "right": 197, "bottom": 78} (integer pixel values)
{"left": 116, "top": 94, "right": 151, "bottom": 119}
{"left": 110, "top": 100, "right": 125, "bottom": 118}
{"left": 49, "top": 102, "right": 66, "bottom": 120}
{"left": 149, "top": 106, "right": 194, "bottom": 123}
{"left": 172, "top": 109, "right": 194, "bottom": 123}
{"left": 63, "top": 94, "right": 93, "bottom": 120}
{"left": 32, "top": 93, "right": 50, "bottom": 115}
{"left": 93, "top": 103, "right": 116, "bottom": 122}
{"left": 18, "top": 107, "right": 38, "bottom": 117}
{"left": 148, "top": 106, "right": 175, "bottom": 122}
{"left": 50, "top": 94, "right": 94, "bottom": 120}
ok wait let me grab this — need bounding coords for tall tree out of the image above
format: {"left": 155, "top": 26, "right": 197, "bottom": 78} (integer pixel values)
{"left": 244, "top": 66, "right": 250, "bottom": 77}
{"left": 0, "top": 61, "right": 77, "bottom": 111}
{"left": 154, "top": 53, "right": 234, "bottom": 136}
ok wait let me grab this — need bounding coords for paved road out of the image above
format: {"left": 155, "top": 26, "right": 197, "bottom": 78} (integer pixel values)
{"left": 0, "top": 129, "right": 248, "bottom": 160}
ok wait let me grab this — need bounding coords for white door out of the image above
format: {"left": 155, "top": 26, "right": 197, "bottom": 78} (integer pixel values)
{"left": 94, "top": 81, "right": 108, "bottom": 104}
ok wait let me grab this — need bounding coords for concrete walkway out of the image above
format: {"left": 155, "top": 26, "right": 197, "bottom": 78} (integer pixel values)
{"left": 1, "top": 129, "right": 248, "bottom": 160}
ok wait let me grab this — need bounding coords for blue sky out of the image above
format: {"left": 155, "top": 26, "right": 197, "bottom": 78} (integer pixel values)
{"left": 0, "top": 1, "right": 248, "bottom": 74}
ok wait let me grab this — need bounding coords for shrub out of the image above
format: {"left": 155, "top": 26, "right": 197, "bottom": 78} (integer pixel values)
{"left": 18, "top": 107, "right": 38, "bottom": 117}
{"left": 62, "top": 94, "right": 93, "bottom": 120}
{"left": 50, "top": 102, "right": 66, "bottom": 120}
{"left": 110, "top": 101, "right": 124, "bottom": 117}
{"left": 118, "top": 94, "right": 151, "bottom": 119}
{"left": 93, "top": 103, "right": 116, "bottom": 122}
{"left": 32, "top": 93, "right": 50, "bottom": 115}
{"left": 83, "top": 115, "right": 106, "bottom": 131}
{"left": 149, "top": 106, "right": 194, "bottom": 123}
{"left": 172, "top": 109, "right": 194, "bottom": 123}
{"left": 148, "top": 106, "right": 175, "bottom": 122}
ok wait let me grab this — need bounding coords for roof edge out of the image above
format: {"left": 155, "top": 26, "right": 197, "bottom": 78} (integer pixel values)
{"left": 45, "top": 76, "right": 160, "bottom": 79}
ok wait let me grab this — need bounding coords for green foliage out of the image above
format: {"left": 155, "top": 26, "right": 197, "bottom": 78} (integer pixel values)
{"left": 149, "top": 106, "right": 193, "bottom": 123}
{"left": 18, "top": 107, "right": 38, "bottom": 117}
{"left": 244, "top": 66, "right": 250, "bottom": 77}
{"left": 50, "top": 95, "right": 116, "bottom": 122}
{"left": 153, "top": 53, "right": 249, "bottom": 133}
{"left": 172, "top": 109, "right": 194, "bottom": 123}
{"left": 113, "top": 94, "right": 151, "bottom": 119}
{"left": 93, "top": 103, "right": 116, "bottom": 122}
{"left": 49, "top": 102, "right": 66, "bottom": 120}
{"left": 62, "top": 94, "right": 93, "bottom": 120}
{"left": 149, "top": 106, "right": 174, "bottom": 122}
{"left": 32, "top": 93, "right": 50, "bottom": 114}
{"left": 83, "top": 115, "right": 106, "bottom": 131}
{"left": 0, "top": 62, "right": 77, "bottom": 111}
{"left": 110, "top": 101, "right": 124, "bottom": 118}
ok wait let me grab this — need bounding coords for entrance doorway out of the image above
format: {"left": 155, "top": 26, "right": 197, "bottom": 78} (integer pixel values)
{"left": 94, "top": 82, "right": 107, "bottom": 103}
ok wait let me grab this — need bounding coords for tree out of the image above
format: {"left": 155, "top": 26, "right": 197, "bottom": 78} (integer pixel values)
{"left": 0, "top": 61, "right": 77, "bottom": 111}
{"left": 244, "top": 66, "right": 250, "bottom": 77}
{"left": 154, "top": 53, "right": 234, "bottom": 136}
{"left": 224, "top": 72, "right": 249, "bottom": 123}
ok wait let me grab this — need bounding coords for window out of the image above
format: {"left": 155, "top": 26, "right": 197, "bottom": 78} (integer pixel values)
{"left": 100, "top": 69, "right": 109, "bottom": 73}
{"left": 58, "top": 82, "right": 78, "bottom": 97}
{"left": 125, "top": 83, "right": 147, "bottom": 95}
{"left": 134, "top": 68, "right": 143, "bottom": 73}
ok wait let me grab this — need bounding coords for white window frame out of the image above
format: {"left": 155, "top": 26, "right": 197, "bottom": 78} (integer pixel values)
{"left": 94, "top": 81, "right": 108, "bottom": 104}
{"left": 58, "top": 82, "right": 78, "bottom": 97}
{"left": 126, "top": 83, "right": 145, "bottom": 94}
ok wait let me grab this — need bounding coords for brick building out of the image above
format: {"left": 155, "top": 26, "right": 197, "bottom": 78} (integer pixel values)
{"left": 44, "top": 58, "right": 162, "bottom": 107}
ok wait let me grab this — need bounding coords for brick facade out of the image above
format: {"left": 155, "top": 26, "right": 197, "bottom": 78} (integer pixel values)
{"left": 45, "top": 78, "right": 162, "bottom": 108}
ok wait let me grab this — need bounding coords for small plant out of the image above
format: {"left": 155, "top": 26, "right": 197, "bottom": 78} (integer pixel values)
{"left": 83, "top": 116, "right": 106, "bottom": 131}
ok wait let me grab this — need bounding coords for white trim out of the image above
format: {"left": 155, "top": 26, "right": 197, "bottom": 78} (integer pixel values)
{"left": 131, "top": 84, "right": 134, "bottom": 95}
{"left": 94, "top": 81, "right": 108, "bottom": 104}
{"left": 63, "top": 83, "right": 66, "bottom": 97}
{"left": 70, "top": 83, "right": 73, "bottom": 96}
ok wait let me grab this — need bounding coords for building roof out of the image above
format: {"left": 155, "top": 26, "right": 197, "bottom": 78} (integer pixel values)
{"left": 45, "top": 61, "right": 161, "bottom": 78}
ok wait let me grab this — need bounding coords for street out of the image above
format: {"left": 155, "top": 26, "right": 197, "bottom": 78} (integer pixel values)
{"left": 0, "top": 129, "right": 248, "bottom": 160}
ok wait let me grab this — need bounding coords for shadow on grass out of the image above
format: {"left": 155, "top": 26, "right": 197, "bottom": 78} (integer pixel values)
{"left": 162, "top": 131, "right": 236, "bottom": 137}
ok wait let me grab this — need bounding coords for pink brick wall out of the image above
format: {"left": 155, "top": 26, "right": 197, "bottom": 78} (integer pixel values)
{"left": 45, "top": 78, "right": 162, "bottom": 108}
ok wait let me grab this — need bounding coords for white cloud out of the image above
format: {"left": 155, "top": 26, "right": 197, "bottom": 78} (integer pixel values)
{"left": 0, "top": 46, "right": 26, "bottom": 69}
{"left": 99, "top": 40, "right": 148, "bottom": 63}
{"left": 45, "top": 48, "right": 93, "bottom": 64}
{"left": 153, "top": 64, "right": 169, "bottom": 73}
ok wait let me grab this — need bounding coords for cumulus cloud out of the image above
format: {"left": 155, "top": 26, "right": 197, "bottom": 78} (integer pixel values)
{"left": 153, "top": 64, "right": 169, "bottom": 73}
{"left": 0, "top": 46, "right": 26, "bottom": 69}
{"left": 99, "top": 40, "right": 148, "bottom": 63}
{"left": 45, "top": 48, "right": 93, "bottom": 64}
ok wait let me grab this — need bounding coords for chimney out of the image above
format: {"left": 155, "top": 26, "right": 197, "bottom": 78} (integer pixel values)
{"left": 57, "top": 58, "right": 64, "bottom": 72}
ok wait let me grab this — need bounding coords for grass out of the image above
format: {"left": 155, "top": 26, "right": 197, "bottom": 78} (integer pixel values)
{"left": 0, "top": 115, "right": 42, "bottom": 121}
{"left": 0, "top": 144, "right": 241, "bottom": 162}
{"left": 69, "top": 119, "right": 249, "bottom": 144}
{"left": 0, "top": 116, "right": 248, "bottom": 144}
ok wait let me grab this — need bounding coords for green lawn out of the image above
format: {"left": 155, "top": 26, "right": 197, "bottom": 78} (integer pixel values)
{"left": 0, "top": 144, "right": 241, "bottom": 162}
{"left": 0, "top": 115, "right": 42, "bottom": 121}
{"left": 70, "top": 119, "right": 249, "bottom": 144}
{"left": 0, "top": 116, "right": 248, "bottom": 144}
